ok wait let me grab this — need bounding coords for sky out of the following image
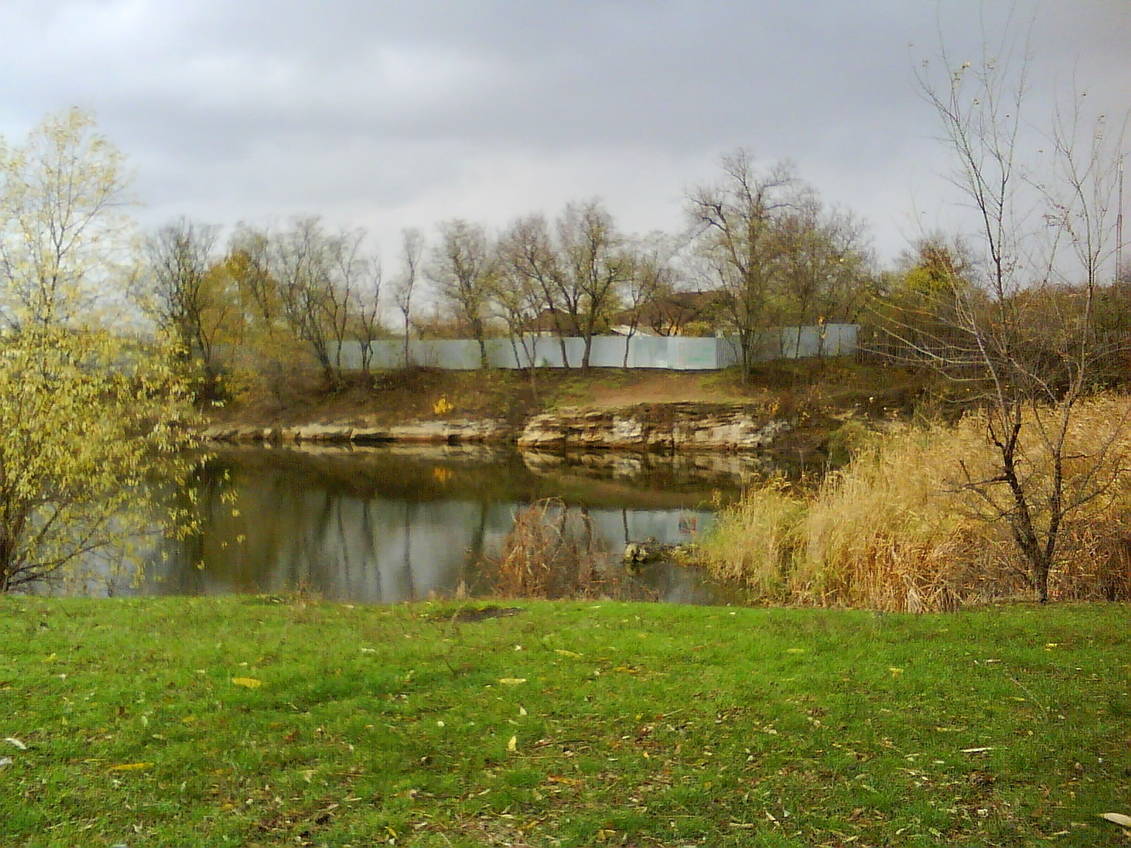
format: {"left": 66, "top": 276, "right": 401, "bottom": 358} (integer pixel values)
{"left": 1, "top": 0, "right": 1128, "bottom": 275}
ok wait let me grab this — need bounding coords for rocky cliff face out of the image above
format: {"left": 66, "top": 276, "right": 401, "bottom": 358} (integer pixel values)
{"left": 202, "top": 403, "right": 791, "bottom": 452}
{"left": 201, "top": 419, "right": 510, "bottom": 446}
{"left": 516, "top": 403, "right": 790, "bottom": 451}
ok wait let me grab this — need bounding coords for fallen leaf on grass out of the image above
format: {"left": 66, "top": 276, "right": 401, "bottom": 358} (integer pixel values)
{"left": 1100, "top": 813, "right": 1131, "bottom": 827}
{"left": 507, "top": 735, "right": 517, "bottom": 752}
{"left": 497, "top": 678, "right": 526, "bottom": 685}
{"left": 108, "top": 762, "right": 153, "bottom": 772}
{"left": 4, "top": 737, "right": 26, "bottom": 750}
{"left": 888, "top": 667, "right": 904, "bottom": 677}
{"left": 547, "top": 775, "right": 581, "bottom": 785}
{"left": 231, "top": 677, "right": 263, "bottom": 689}
{"left": 554, "top": 649, "right": 582, "bottom": 658}
{"left": 0, "top": 757, "right": 12, "bottom": 768}
{"left": 960, "top": 747, "right": 995, "bottom": 754}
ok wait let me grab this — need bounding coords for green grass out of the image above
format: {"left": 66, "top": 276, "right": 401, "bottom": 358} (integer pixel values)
{"left": 1, "top": 597, "right": 1127, "bottom": 847}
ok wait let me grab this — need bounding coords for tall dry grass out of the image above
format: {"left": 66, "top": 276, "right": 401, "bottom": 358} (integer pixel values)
{"left": 696, "top": 480, "right": 805, "bottom": 602}
{"left": 701, "top": 395, "right": 1130, "bottom": 611}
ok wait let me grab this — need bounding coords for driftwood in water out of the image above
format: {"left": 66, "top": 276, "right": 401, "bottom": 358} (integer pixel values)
{"left": 622, "top": 538, "right": 699, "bottom": 574}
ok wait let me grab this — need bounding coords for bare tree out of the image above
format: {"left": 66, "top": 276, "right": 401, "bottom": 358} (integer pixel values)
{"left": 271, "top": 217, "right": 336, "bottom": 386}
{"left": 270, "top": 217, "right": 367, "bottom": 390}
{"left": 392, "top": 227, "right": 423, "bottom": 368}
{"left": 557, "top": 199, "right": 633, "bottom": 369}
{"left": 145, "top": 218, "right": 229, "bottom": 394}
{"left": 489, "top": 249, "right": 546, "bottom": 394}
{"left": 428, "top": 219, "right": 495, "bottom": 368}
{"left": 688, "top": 151, "right": 800, "bottom": 379}
{"left": 497, "top": 214, "right": 572, "bottom": 366}
{"left": 906, "top": 18, "right": 1129, "bottom": 602}
{"left": 347, "top": 244, "right": 383, "bottom": 379}
{"left": 775, "top": 200, "right": 873, "bottom": 355}
{"left": 618, "top": 232, "right": 675, "bottom": 367}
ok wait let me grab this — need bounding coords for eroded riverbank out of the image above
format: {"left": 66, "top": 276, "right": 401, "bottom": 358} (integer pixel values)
{"left": 201, "top": 401, "right": 794, "bottom": 452}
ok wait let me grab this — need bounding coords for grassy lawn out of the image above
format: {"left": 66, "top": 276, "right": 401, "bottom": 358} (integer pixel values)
{"left": 1, "top": 597, "right": 1127, "bottom": 847}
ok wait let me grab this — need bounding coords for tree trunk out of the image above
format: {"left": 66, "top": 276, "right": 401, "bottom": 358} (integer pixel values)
{"left": 549, "top": 309, "right": 570, "bottom": 368}
{"left": 1034, "top": 555, "right": 1051, "bottom": 603}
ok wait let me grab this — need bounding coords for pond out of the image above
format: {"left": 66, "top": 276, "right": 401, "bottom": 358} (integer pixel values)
{"left": 80, "top": 445, "right": 789, "bottom": 604}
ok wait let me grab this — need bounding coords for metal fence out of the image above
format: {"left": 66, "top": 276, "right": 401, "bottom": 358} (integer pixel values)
{"left": 335, "top": 324, "right": 858, "bottom": 371}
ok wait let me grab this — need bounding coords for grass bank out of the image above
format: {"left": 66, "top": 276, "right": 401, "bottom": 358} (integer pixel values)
{"left": 2, "top": 596, "right": 1127, "bottom": 846}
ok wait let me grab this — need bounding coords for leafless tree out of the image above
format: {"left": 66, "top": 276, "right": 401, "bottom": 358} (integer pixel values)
{"left": 618, "top": 231, "right": 675, "bottom": 367}
{"left": 497, "top": 214, "right": 572, "bottom": 366}
{"left": 688, "top": 151, "right": 801, "bottom": 379}
{"left": 347, "top": 244, "right": 383, "bottom": 379}
{"left": 145, "top": 217, "right": 229, "bottom": 393}
{"left": 557, "top": 199, "right": 633, "bottom": 368}
{"left": 906, "top": 16, "right": 1129, "bottom": 602}
{"left": 489, "top": 248, "right": 546, "bottom": 395}
{"left": 428, "top": 219, "right": 495, "bottom": 368}
{"left": 775, "top": 200, "right": 873, "bottom": 355}
{"left": 392, "top": 227, "right": 423, "bottom": 368}
{"left": 270, "top": 217, "right": 362, "bottom": 389}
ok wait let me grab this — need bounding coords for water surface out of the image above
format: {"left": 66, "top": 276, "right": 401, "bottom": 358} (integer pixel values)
{"left": 131, "top": 445, "right": 760, "bottom": 604}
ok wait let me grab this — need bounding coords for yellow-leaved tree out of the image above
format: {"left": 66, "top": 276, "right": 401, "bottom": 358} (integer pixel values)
{"left": 0, "top": 109, "right": 197, "bottom": 591}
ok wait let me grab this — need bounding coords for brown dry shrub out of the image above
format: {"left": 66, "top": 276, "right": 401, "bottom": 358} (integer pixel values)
{"left": 490, "top": 498, "right": 622, "bottom": 600}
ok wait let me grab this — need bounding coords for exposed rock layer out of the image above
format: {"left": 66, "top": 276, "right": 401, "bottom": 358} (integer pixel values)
{"left": 201, "top": 403, "right": 791, "bottom": 452}
{"left": 517, "top": 403, "right": 789, "bottom": 452}
{"left": 201, "top": 419, "right": 509, "bottom": 446}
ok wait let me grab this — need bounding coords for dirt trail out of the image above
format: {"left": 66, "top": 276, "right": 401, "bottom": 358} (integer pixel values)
{"left": 580, "top": 372, "right": 766, "bottom": 408}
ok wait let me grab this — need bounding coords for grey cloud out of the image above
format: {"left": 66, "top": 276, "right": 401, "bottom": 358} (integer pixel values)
{"left": 1, "top": 0, "right": 1127, "bottom": 263}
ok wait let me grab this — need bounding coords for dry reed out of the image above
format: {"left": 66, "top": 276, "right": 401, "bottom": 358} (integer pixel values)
{"left": 702, "top": 395, "right": 1131, "bottom": 611}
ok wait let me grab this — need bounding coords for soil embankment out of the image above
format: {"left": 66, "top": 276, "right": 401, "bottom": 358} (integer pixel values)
{"left": 201, "top": 362, "right": 935, "bottom": 454}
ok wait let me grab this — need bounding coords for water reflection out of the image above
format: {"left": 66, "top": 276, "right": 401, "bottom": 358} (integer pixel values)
{"left": 138, "top": 445, "right": 746, "bottom": 604}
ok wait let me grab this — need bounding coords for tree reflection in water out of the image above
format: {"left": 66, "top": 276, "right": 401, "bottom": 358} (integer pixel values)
{"left": 118, "top": 445, "right": 767, "bottom": 604}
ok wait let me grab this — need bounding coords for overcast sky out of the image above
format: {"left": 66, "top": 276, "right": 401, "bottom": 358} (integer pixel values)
{"left": 1, "top": 0, "right": 1128, "bottom": 271}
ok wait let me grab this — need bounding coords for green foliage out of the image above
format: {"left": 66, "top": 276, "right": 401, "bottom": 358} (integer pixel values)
{"left": 0, "top": 110, "right": 199, "bottom": 591}
{"left": 0, "top": 327, "right": 197, "bottom": 590}
{"left": 823, "top": 417, "right": 876, "bottom": 466}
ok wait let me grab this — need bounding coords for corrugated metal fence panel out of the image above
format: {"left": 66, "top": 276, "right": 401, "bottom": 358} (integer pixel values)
{"left": 586, "top": 336, "right": 628, "bottom": 368}
{"left": 717, "top": 336, "right": 741, "bottom": 368}
{"left": 328, "top": 326, "right": 855, "bottom": 372}
{"left": 825, "top": 323, "right": 857, "bottom": 355}
{"left": 627, "top": 335, "right": 667, "bottom": 369}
